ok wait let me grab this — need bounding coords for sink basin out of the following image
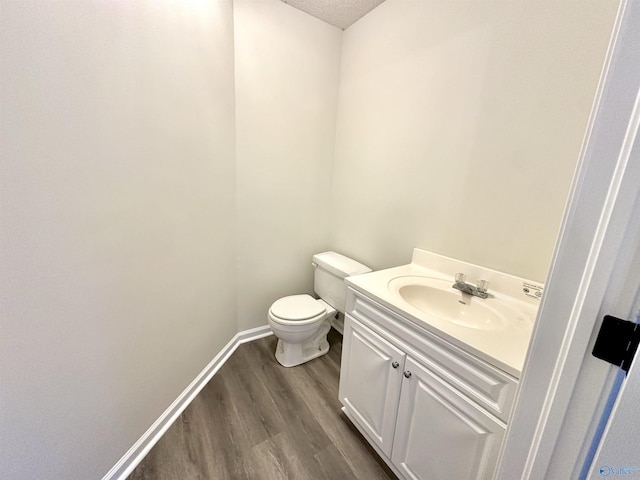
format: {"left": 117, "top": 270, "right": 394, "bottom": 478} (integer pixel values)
{"left": 388, "top": 276, "right": 531, "bottom": 330}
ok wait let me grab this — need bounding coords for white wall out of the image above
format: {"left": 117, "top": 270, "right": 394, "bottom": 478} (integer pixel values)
{"left": 0, "top": 1, "right": 237, "bottom": 479}
{"left": 331, "top": 0, "right": 618, "bottom": 282}
{"left": 234, "top": 0, "right": 342, "bottom": 329}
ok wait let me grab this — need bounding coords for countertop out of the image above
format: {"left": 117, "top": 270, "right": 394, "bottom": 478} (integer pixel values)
{"left": 344, "top": 250, "right": 543, "bottom": 378}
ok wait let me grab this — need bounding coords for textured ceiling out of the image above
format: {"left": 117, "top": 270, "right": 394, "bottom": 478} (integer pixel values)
{"left": 281, "top": 0, "right": 385, "bottom": 29}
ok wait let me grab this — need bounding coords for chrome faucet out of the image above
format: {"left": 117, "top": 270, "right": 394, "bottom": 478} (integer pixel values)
{"left": 452, "top": 273, "right": 489, "bottom": 299}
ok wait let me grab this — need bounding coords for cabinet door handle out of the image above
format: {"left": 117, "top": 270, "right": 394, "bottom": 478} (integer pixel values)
{"left": 403, "top": 370, "right": 412, "bottom": 379}
{"left": 392, "top": 361, "right": 400, "bottom": 369}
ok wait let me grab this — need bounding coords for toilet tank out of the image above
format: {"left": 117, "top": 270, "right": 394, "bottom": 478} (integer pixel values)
{"left": 312, "top": 252, "right": 371, "bottom": 312}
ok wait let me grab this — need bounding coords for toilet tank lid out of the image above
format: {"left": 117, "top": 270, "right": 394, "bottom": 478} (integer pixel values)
{"left": 313, "top": 251, "right": 372, "bottom": 279}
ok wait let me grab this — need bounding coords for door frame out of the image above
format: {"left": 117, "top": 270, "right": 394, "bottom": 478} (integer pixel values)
{"left": 495, "top": 1, "right": 640, "bottom": 478}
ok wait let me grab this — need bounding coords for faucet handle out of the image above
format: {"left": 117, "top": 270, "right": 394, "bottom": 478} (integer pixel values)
{"left": 477, "top": 279, "right": 489, "bottom": 294}
{"left": 455, "top": 273, "right": 466, "bottom": 284}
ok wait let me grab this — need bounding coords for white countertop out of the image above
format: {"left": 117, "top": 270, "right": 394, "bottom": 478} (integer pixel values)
{"left": 345, "top": 249, "right": 543, "bottom": 378}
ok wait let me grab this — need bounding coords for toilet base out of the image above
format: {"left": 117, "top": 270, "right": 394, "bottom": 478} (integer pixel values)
{"left": 275, "top": 320, "right": 331, "bottom": 367}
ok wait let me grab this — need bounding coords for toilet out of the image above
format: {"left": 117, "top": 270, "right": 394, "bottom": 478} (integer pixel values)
{"left": 268, "top": 252, "right": 371, "bottom": 367}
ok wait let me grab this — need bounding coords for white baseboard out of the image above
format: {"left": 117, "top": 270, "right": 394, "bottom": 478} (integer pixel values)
{"left": 101, "top": 325, "right": 273, "bottom": 480}
{"left": 331, "top": 313, "right": 345, "bottom": 335}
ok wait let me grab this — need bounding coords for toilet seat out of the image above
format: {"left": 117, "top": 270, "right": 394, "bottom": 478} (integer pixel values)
{"left": 269, "top": 294, "right": 327, "bottom": 325}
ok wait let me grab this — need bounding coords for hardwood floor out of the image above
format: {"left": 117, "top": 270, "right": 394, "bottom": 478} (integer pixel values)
{"left": 128, "top": 329, "right": 397, "bottom": 480}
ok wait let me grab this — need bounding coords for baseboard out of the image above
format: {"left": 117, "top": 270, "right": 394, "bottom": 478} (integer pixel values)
{"left": 101, "top": 325, "right": 273, "bottom": 480}
{"left": 331, "top": 313, "right": 345, "bottom": 335}
{"left": 236, "top": 324, "right": 273, "bottom": 344}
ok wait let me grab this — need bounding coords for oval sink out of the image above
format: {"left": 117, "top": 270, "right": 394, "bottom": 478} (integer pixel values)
{"left": 388, "top": 276, "right": 530, "bottom": 330}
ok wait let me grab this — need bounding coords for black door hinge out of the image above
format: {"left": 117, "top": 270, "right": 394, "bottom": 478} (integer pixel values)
{"left": 592, "top": 315, "right": 640, "bottom": 373}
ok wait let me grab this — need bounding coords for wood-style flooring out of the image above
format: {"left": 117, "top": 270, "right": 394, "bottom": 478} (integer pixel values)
{"left": 128, "top": 329, "right": 396, "bottom": 480}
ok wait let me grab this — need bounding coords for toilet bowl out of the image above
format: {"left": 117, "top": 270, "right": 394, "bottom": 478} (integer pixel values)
{"left": 268, "top": 252, "right": 372, "bottom": 367}
{"left": 268, "top": 295, "right": 336, "bottom": 367}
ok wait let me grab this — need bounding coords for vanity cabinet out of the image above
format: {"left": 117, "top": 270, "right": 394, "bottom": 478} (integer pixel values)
{"left": 339, "top": 287, "right": 516, "bottom": 480}
{"left": 390, "top": 356, "right": 505, "bottom": 480}
{"left": 339, "top": 316, "right": 406, "bottom": 456}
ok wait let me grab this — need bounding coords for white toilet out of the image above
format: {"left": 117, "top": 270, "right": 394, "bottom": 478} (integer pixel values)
{"left": 268, "top": 251, "right": 371, "bottom": 367}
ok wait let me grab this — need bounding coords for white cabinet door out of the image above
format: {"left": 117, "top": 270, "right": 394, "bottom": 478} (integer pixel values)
{"left": 392, "top": 356, "right": 505, "bottom": 480}
{"left": 339, "top": 315, "right": 406, "bottom": 456}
